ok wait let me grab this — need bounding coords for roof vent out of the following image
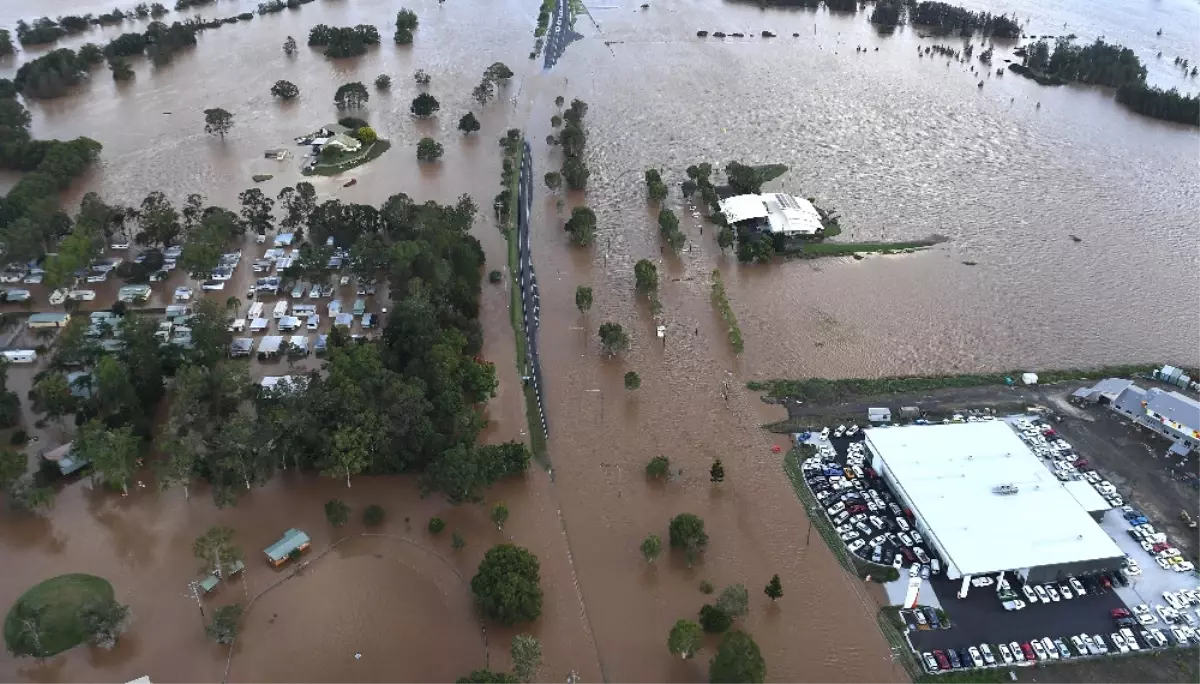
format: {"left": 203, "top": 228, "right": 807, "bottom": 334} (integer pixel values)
{"left": 992, "top": 484, "right": 1019, "bottom": 495}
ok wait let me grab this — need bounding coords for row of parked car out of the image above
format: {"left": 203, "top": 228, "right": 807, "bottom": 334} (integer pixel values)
{"left": 803, "top": 438, "right": 944, "bottom": 580}
{"left": 922, "top": 620, "right": 1200, "bottom": 675}
{"left": 1120, "top": 505, "right": 1195, "bottom": 573}
{"left": 1012, "top": 417, "right": 1126, "bottom": 507}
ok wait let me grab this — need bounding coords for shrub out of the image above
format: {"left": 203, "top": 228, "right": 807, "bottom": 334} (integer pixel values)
{"left": 699, "top": 580, "right": 714, "bottom": 594}
{"left": 471, "top": 544, "right": 543, "bottom": 625}
{"left": 428, "top": 516, "right": 446, "bottom": 534}
{"left": 488, "top": 270, "right": 502, "bottom": 283}
{"left": 416, "top": 137, "right": 444, "bottom": 162}
{"left": 10, "top": 429, "right": 29, "bottom": 445}
{"left": 325, "top": 498, "right": 350, "bottom": 526}
{"left": 699, "top": 604, "right": 732, "bottom": 633}
{"left": 645, "top": 455, "right": 669, "bottom": 478}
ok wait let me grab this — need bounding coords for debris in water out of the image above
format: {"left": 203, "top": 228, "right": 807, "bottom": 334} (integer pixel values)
{"left": 961, "top": 260, "right": 978, "bottom": 266}
{"left": 1069, "top": 234, "right": 1082, "bottom": 243}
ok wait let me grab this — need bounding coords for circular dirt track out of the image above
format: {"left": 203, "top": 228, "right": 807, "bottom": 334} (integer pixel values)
{"left": 228, "top": 536, "right": 486, "bottom": 682}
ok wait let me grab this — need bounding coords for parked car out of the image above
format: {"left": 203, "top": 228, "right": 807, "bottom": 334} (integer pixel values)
{"left": 1054, "top": 638, "right": 1071, "bottom": 659}
{"left": 967, "top": 647, "right": 984, "bottom": 668}
{"left": 201, "top": 280, "right": 225, "bottom": 291}
{"left": 997, "top": 643, "right": 1014, "bottom": 664}
{"left": 979, "top": 643, "right": 995, "bottom": 665}
{"left": 1111, "top": 608, "right": 1131, "bottom": 619}
{"left": 1069, "top": 577, "right": 1086, "bottom": 595}
{"left": 1030, "top": 640, "right": 1047, "bottom": 660}
{"left": 1020, "top": 642, "right": 1036, "bottom": 661}
{"left": 921, "top": 652, "right": 938, "bottom": 673}
{"left": 1046, "top": 585, "right": 1061, "bottom": 602}
{"left": 946, "top": 648, "right": 961, "bottom": 669}
{"left": 1023, "top": 584, "right": 1039, "bottom": 603}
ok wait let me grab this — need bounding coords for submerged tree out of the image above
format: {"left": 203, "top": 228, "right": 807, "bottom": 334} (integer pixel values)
{"left": 640, "top": 533, "right": 662, "bottom": 562}
{"left": 283, "top": 35, "right": 297, "bottom": 55}
{"left": 270, "top": 79, "right": 299, "bottom": 99}
{"left": 624, "top": 371, "right": 641, "bottom": 391}
{"left": 416, "top": 137, "right": 444, "bottom": 162}
{"left": 334, "top": 81, "right": 369, "bottom": 109}
{"left": 598, "top": 322, "right": 629, "bottom": 355}
{"left": 668, "top": 619, "right": 703, "bottom": 659}
{"left": 206, "top": 603, "right": 243, "bottom": 645}
{"left": 411, "top": 92, "right": 440, "bottom": 117}
{"left": 764, "top": 574, "right": 783, "bottom": 601}
{"left": 203, "top": 107, "right": 234, "bottom": 139}
{"left": 574, "top": 285, "right": 592, "bottom": 313}
{"left": 511, "top": 634, "right": 542, "bottom": 682}
{"left": 458, "top": 111, "right": 481, "bottom": 134}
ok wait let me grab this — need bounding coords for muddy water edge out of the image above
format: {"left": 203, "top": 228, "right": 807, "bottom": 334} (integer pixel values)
{"left": 0, "top": 0, "right": 1197, "bottom": 681}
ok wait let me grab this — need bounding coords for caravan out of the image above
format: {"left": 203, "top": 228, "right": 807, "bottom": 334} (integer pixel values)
{"left": 2, "top": 350, "right": 37, "bottom": 364}
{"left": 272, "top": 300, "right": 289, "bottom": 319}
{"left": 248, "top": 302, "right": 264, "bottom": 319}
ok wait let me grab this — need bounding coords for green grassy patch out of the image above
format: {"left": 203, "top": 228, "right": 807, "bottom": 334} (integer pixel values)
{"left": 752, "top": 163, "right": 789, "bottom": 184}
{"left": 785, "top": 238, "right": 938, "bottom": 259}
{"left": 4, "top": 574, "right": 113, "bottom": 657}
{"left": 748, "top": 365, "right": 1158, "bottom": 401}
{"left": 303, "top": 139, "right": 391, "bottom": 176}
{"left": 710, "top": 270, "right": 744, "bottom": 355}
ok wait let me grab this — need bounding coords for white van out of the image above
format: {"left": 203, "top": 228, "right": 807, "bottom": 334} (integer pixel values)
{"left": 248, "top": 302, "right": 264, "bottom": 319}
{"left": 272, "top": 300, "right": 289, "bottom": 319}
{"left": 2, "top": 349, "right": 37, "bottom": 363}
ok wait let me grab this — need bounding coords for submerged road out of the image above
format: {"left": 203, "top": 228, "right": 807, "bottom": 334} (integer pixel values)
{"left": 516, "top": 140, "right": 548, "bottom": 438}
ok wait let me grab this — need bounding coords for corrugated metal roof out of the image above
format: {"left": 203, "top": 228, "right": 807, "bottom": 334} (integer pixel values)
{"left": 1144, "top": 388, "right": 1200, "bottom": 431}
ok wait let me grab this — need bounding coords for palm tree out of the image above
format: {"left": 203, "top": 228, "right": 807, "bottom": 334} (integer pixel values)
{"left": 224, "top": 296, "right": 241, "bottom": 313}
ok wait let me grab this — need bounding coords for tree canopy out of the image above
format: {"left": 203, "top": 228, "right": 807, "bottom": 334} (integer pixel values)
{"left": 458, "top": 112, "right": 481, "bottom": 134}
{"left": 416, "top": 137, "right": 444, "bottom": 162}
{"left": 669, "top": 619, "right": 703, "bottom": 659}
{"left": 471, "top": 544, "right": 543, "bottom": 625}
{"left": 203, "top": 108, "right": 234, "bottom": 139}
{"left": 308, "top": 24, "right": 379, "bottom": 57}
{"left": 669, "top": 513, "right": 709, "bottom": 563}
{"left": 411, "top": 92, "right": 440, "bottom": 117}
{"left": 271, "top": 80, "right": 299, "bottom": 99}
{"left": 598, "top": 322, "right": 629, "bottom": 355}
{"left": 564, "top": 206, "right": 597, "bottom": 246}
{"left": 708, "top": 630, "right": 766, "bottom": 683}
{"left": 334, "top": 82, "right": 369, "bottom": 109}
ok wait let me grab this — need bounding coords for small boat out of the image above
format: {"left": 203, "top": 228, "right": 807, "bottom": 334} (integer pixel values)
{"left": 343, "top": 179, "right": 357, "bottom": 188}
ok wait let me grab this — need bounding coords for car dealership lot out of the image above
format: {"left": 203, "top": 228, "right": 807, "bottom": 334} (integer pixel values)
{"left": 796, "top": 415, "right": 1200, "bottom": 677}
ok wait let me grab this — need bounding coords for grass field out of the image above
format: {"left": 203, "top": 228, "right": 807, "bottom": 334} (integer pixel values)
{"left": 748, "top": 365, "right": 1158, "bottom": 402}
{"left": 4, "top": 574, "right": 113, "bottom": 657}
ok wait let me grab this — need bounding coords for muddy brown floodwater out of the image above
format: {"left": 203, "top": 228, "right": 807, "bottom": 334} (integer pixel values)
{"left": 1, "top": 0, "right": 1198, "bottom": 680}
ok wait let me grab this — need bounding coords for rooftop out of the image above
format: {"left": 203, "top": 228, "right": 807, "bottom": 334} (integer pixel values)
{"left": 866, "top": 422, "right": 1123, "bottom": 577}
{"left": 718, "top": 193, "right": 824, "bottom": 235}
{"left": 1144, "top": 387, "right": 1200, "bottom": 431}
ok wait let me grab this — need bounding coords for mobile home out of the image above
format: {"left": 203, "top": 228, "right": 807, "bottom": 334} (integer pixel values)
{"left": 1, "top": 349, "right": 37, "bottom": 363}
{"left": 28, "top": 312, "right": 71, "bottom": 329}
{"left": 272, "top": 300, "right": 289, "bottom": 319}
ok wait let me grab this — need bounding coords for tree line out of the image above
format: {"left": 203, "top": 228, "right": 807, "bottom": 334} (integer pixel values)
{"left": 1115, "top": 84, "right": 1199, "bottom": 127}
{"left": 553, "top": 98, "right": 590, "bottom": 190}
{"left": 308, "top": 23, "right": 381, "bottom": 58}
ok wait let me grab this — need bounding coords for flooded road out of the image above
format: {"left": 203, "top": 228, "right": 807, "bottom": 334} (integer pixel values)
{"left": 1, "top": 0, "right": 1198, "bottom": 680}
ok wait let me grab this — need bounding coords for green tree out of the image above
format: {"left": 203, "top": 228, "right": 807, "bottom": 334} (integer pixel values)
{"left": 709, "top": 630, "right": 766, "bottom": 683}
{"left": 363, "top": 504, "right": 385, "bottom": 526}
{"left": 471, "top": 544, "right": 543, "bottom": 625}
{"left": 7, "top": 476, "right": 55, "bottom": 511}
{"left": 238, "top": 187, "right": 274, "bottom": 236}
{"left": 6, "top": 602, "right": 48, "bottom": 658}
{"left": 562, "top": 156, "right": 590, "bottom": 189}
{"left": 428, "top": 516, "right": 445, "bottom": 534}
{"left": 564, "top": 206, "right": 597, "bottom": 246}
{"left": 29, "top": 372, "right": 75, "bottom": 431}
{"left": 485, "top": 62, "right": 514, "bottom": 81}
{"left": 355, "top": 126, "right": 377, "bottom": 143}
{"left": 699, "top": 604, "right": 732, "bottom": 633}
{"left": 283, "top": 35, "right": 297, "bottom": 55}
{"left": 0, "top": 29, "right": 14, "bottom": 56}
{"left": 490, "top": 502, "right": 509, "bottom": 529}
{"left": 717, "top": 227, "right": 735, "bottom": 252}
{"left": 599, "top": 322, "right": 629, "bottom": 354}
{"left": 193, "top": 525, "right": 244, "bottom": 576}
{"left": 325, "top": 498, "right": 350, "bottom": 526}
{"left": 634, "top": 259, "right": 658, "bottom": 292}
{"left": 108, "top": 56, "right": 134, "bottom": 81}
{"left": 645, "top": 455, "right": 669, "bottom": 479}
{"left": 458, "top": 111, "right": 481, "bottom": 134}
{"left": 764, "top": 574, "right": 782, "bottom": 601}
{"left": 575, "top": 285, "right": 593, "bottom": 313}
{"left": 716, "top": 583, "right": 749, "bottom": 619}
{"left": 76, "top": 421, "right": 139, "bottom": 495}
{"left": 206, "top": 603, "right": 243, "bottom": 645}
{"left": 451, "top": 530, "right": 466, "bottom": 550}
{"left": 334, "top": 82, "right": 369, "bottom": 109}
{"left": 550, "top": 114, "right": 562, "bottom": 128}
{"left": 511, "top": 634, "right": 542, "bottom": 682}
{"left": 624, "top": 371, "right": 641, "bottom": 391}
{"left": 640, "top": 533, "right": 662, "bottom": 563}
{"left": 668, "top": 619, "right": 703, "bottom": 659}
{"left": 78, "top": 596, "right": 129, "bottom": 649}
{"left": 645, "top": 168, "right": 668, "bottom": 202}
{"left": 325, "top": 422, "right": 378, "bottom": 487}
{"left": 544, "top": 171, "right": 562, "bottom": 192}
{"left": 413, "top": 69, "right": 431, "bottom": 85}
{"left": 410, "top": 92, "right": 440, "bottom": 117}
{"left": 0, "top": 449, "right": 26, "bottom": 492}
{"left": 472, "top": 79, "right": 495, "bottom": 106}
{"left": 203, "top": 107, "right": 233, "bottom": 139}
{"left": 668, "top": 513, "right": 708, "bottom": 565}
{"left": 374, "top": 73, "right": 391, "bottom": 89}
{"left": 710, "top": 458, "right": 725, "bottom": 484}
{"left": 416, "top": 137, "right": 444, "bottom": 162}
{"left": 457, "top": 671, "right": 518, "bottom": 683}
{"left": 658, "top": 208, "right": 684, "bottom": 252}
{"left": 270, "top": 79, "right": 299, "bottom": 99}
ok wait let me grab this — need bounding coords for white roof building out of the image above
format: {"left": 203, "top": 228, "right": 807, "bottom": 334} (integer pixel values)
{"left": 865, "top": 422, "right": 1124, "bottom": 582}
{"left": 718, "top": 193, "right": 824, "bottom": 236}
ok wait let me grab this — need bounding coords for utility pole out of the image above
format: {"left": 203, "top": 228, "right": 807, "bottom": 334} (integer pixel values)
{"left": 186, "top": 581, "right": 206, "bottom": 627}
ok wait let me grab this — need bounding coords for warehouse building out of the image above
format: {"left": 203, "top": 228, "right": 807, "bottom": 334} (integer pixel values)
{"left": 864, "top": 422, "right": 1124, "bottom": 590}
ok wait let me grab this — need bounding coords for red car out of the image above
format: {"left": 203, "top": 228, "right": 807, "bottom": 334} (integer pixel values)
{"left": 1020, "top": 642, "right": 1035, "bottom": 661}
{"left": 901, "top": 547, "right": 917, "bottom": 562}
{"left": 1073, "top": 458, "right": 1088, "bottom": 468}
{"left": 1100, "top": 575, "right": 1112, "bottom": 589}
{"left": 1152, "top": 542, "right": 1170, "bottom": 553}
{"left": 848, "top": 504, "right": 867, "bottom": 514}
{"left": 1110, "top": 608, "right": 1131, "bottom": 618}
{"left": 933, "top": 650, "right": 950, "bottom": 670}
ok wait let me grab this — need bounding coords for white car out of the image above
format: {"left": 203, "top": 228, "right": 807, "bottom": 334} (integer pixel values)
{"left": 174, "top": 287, "right": 193, "bottom": 301}
{"left": 85, "top": 271, "right": 110, "bottom": 283}
{"left": 1134, "top": 604, "right": 1156, "bottom": 624}
{"left": 110, "top": 240, "right": 130, "bottom": 250}
{"left": 1047, "top": 586, "right": 1061, "bottom": 602}
{"left": 1069, "top": 635, "right": 1086, "bottom": 656}
{"left": 997, "top": 643, "right": 1014, "bottom": 664}
{"left": 1126, "top": 559, "right": 1142, "bottom": 575}
{"left": 1058, "top": 582, "right": 1073, "bottom": 600}
{"left": 1009, "top": 641, "right": 1024, "bottom": 662}
{"left": 1031, "top": 640, "right": 1048, "bottom": 660}
{"left": 1111, "top": 633, "right": 1128, "bottom": 652}
{"left": 1041, "top": 637, "right": 1059, "bottom": 659}
{"left": 892, "top": 554, "right": 903, "bottom": 570}
{"left": 967, "top": 646, "right": 984, "bottom": 668}
{"left": 847, "top": 539, "right": 865, "bottom": 553}
{"left": 921, "top": 652, "right": 938, "bottom": 673}
{"left": 67, "top": 289, "right": 96, "bottom": 301}
{"left": 1120, "top": 627, "right": 1140, "bottom": 650}
{"left": 1033, "top": 585, "right": 1049, "bottom": 602}
{"left": 201, "top": 280, "right": 225, "bottom": 291}
{"left": 1023, "top": 584, "right": 1039, "bottom": 603}
{"left": 1177, "top": 561, "right": 1195, "bottom": 572}
{"left": 979, "top": 643, "right": 995, "bottom": 665}
{"left": 1069, "top": 577, "right": 1085, "bottom": 595}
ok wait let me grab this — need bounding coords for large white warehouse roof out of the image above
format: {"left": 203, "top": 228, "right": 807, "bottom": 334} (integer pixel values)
{"left": 866, "top": 422, "right": 1123, "bottom": 578}
{"left": 718, "top": 193, "right": 823, "bottom": 235}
